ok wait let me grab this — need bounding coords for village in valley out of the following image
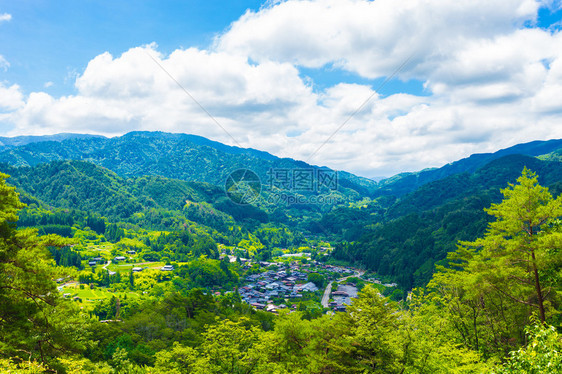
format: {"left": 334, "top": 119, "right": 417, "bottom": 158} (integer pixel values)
{"left": 224, "top": 253, "right": 398, "bottom": 314}
{"left": 58, "top": 242, "right": 399, "bottom": 317}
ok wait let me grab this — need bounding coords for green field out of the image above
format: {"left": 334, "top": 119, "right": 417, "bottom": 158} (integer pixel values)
{"left": 80, "top": 243, "right": 114, "bottom": 258}
{"left": 285, "top": 298, "right": 323, "bottom": 311}
{"left": 106, "top": 261, "right": 166, "bottom": 273}
{"left": 60, "top": 283, "right": 142, "bottom": 308}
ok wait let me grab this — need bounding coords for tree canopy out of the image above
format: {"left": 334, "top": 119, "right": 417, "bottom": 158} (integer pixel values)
{"left": 0, "top": 173, "right": 89, "bottom": 370}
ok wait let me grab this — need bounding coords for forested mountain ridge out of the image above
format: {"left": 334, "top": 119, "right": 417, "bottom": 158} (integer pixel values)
{"left": 0, "top": 160, "right": 276, "bottom": 249}
{"left": 0, "top": 133, "right": 105, "bottom": 151}
{"left": 328, "top": 153, "right": 562, "bottom": 288}
{"left": 1, "top": 160, "right": 226, "bottom": 219}
{"left": 2, "top": 133, "right": 562, "bottom": 292}
{"left": 375, "top": 138, "right": 562, "bottom": 197}
{"left": 0, "top": 131, "right": 376, "bottom": 195}
{"left": 1, "top": 131, "right": 560, "bottom": 201}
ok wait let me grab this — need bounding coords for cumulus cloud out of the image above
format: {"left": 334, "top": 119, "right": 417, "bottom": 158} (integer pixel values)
{"left": 216, "top": 0, "right": 540, "bottom": 79}
{"left": 0, "top": 83, "right": 24, "bottom": 111}
{"left": 0, "top": 13, "right": 11, "bottom": 22}
{"left": 2, "top": 0, "right": 562, "bottom": 177}
{"left": 6, "top": 45, "right": 318, "bottom": 142}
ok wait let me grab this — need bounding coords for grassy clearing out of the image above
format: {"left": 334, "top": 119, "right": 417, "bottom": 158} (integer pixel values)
{"left": 106, "top": 261, "right": 165, "bottom": 273}
{"left": 78, "top": 243, "right": 114, "bottom": 260}
{"left": 60, "top": 283, "right": 142, "bottom": 308}
{"left": 284, "top": 298, "right": 323, "bottom": 310}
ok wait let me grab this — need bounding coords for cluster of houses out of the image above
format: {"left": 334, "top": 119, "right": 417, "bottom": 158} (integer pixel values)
{"left": 226, "top": 256, "right": 361, "bottom": 313}
{"left": 321, "top": 264, "right": 355, "bottom": 276}
{"left": 241, "top": 260, "right": 368, "bottom": 314}
{"left": 239, "top": 266, "right": 319, "bottom": 312}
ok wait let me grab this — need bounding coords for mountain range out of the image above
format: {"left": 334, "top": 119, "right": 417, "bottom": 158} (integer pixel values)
{"left": 1, "top": 131, "right": 561, "bottom": 289}
{"left": 0, "top": 131, "right": 374, "bottom": 193}
{"left": 2, "top": 131, "right": 561, "bottom": 196}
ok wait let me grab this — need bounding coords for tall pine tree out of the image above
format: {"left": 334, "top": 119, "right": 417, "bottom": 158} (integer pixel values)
{"left": 0, "top": 173, "right": 88, "bottom": 369}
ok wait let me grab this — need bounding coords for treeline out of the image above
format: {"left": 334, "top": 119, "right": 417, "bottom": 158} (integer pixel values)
{"left": 48, "top": 245, "right": 83, "bottom": 269}
{"left": 2, "top": 161, "right": 307, "bottom": 256}
{"left": 144, "top": 230, "right": 219, "bottom": 262}
{"left": 327, "top": 154, "right": 562, "bottom": 289}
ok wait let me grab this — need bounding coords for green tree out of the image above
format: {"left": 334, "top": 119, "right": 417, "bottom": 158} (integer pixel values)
{"left": 307, "top": 272, "right": 326, "bottom": 289}
{"left": 129, "top": 269, "right": 135, "bottom": 288}
{"left": 456, "top": 168, "right": 562, "bottom": 322}
{"left": 493, "top": 318, "right": 562, "bottom": 374}
{"left": 153, "top": 342, "right": 198, "bottom": 373}
{"left": 0, "top": 173, "right": 89, "bottom": 369}
{"left": 196, "top": 318, "right": 260, "bottom": 373}
{"left": 429, "top": 168, "right": 562, "bottom": 357}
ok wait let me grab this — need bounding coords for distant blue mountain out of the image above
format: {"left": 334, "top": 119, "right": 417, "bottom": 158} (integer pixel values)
{"left": 0, "top": 133, "right": 106, "bottom": 151}
{"left": 375, "top": 138, "right": 562, "bottom": 196}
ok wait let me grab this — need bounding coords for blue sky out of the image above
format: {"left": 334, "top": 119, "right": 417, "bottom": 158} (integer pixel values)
{"left": 1, "top": 0, "right": 562, "bottom": 177}
{"left": 0, "top": 0, "right": 429, "bottom": 97}
{"left": 0, "top": 1, "right": 264, "bottom": 95}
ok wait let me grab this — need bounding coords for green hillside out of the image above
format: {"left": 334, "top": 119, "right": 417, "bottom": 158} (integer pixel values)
{"left": 2, "top": 135, "right": 562, "bottom": 291}
{"left": 1, "top": 165, "right": 561, "bottom": 373}
{"left": 329, "top": 154, "right": 562, "bottom": 288}
{"left": 0, "top": 131, "right": 376, "bottom": 196}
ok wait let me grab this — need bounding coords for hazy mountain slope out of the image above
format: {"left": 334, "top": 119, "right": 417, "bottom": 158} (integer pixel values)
{"left": 375, "top": 138, "right": 562, "bottom": 197}
{"left": 0, "top": 133, "right": 105, "bottom": 151}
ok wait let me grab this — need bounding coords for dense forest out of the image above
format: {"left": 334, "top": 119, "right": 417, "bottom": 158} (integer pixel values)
{"left": 330, "top": 154, "right": 562, "bottom": 288}
{"left": 0, "top": 132, "right": 561, "bottom": 372}
{"left": 0, "top": 168, "right": 561, "bottom": 372}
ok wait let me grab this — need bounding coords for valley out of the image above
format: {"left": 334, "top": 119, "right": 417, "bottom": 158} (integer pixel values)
{"left": 2, "top": 1, "right": 562, "bottom": 371}
{"left": 0, "top": 131, "right": 561, "bottom": 373}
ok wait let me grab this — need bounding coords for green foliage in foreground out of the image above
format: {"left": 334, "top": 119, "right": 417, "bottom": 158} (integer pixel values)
{"left": 0, "top": 173, "right": 93, "bottom": 370}
{"left": 493, "top": 318, "right": 562, "bottom": 374}
{"left": 1, "top": 169, "right": 562, "bottom": 373}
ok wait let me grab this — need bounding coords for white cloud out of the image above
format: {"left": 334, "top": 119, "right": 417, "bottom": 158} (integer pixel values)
{"left": 0, "top": 13, "right": 12, "bottom": 72}
{"left": 0, "top": 55, "right": 9, "bottom": 71}
{"left": 2, "top": 0, "right": 562, "bottom": 178}
{"left": 6, "top": 45, "right": 318, "bottom": 141}
{"left": 44, "top": 81, "right": 54, "bottom": 88}
{"left": 216, "top": 0, "right": 540, "bottom": 80}
{"left": 0, "top": 83, "right": 24, "bottom": 111}
{"left": 0, "top": 13, "right": 11, "bottom": 22}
